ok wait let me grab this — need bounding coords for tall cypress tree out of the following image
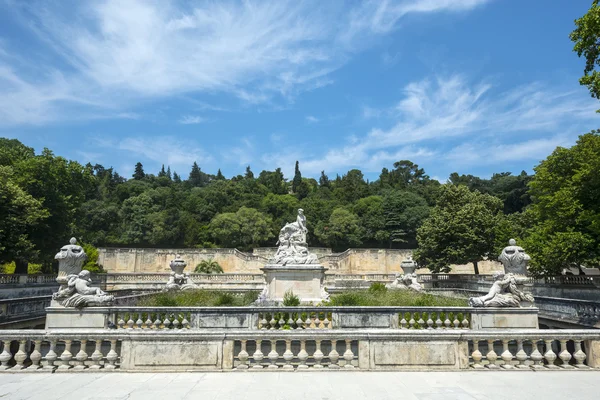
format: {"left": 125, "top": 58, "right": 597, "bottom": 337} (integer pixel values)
{"left": 173, "top": 171, "right": 181, "bottom": 183}
{"left": 245, "top": 165, "right": 254, "bottom": 179}
{"left": 216, "top": 169, "right": 225, "bottom": 180}
{"left": 189, "top": 162, "right": 205, "bottom": 187}
{"left": 133, "top": 162, "right": 145, "bottom": 180}
{"left": 158, "top": 164, "right": 166, "bottom": 177}
{"left": 319, "top": 170, "right": 330, "bottom": 187}
{"left": 166, "top": 166, "right": 172, "bottom": 180}
{"left": 292, "top": 161, "right": 302, "bottom": 193}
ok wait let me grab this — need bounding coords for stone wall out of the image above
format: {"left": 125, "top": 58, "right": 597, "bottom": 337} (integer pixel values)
{"left": 98, "top": 247, "right": 504, "bottom": 274}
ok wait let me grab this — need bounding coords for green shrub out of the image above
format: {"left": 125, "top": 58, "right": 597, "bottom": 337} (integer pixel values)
{"left": 215, "top": 292, "right": 235, "bottom": 306}
{"left": 194, "top": 259, "right": 224, "bottom": 274}
{"left": 283, "top": 289, "right": 300, "bottom": 306}
{"left": 138, "top": 290, "right": 259, "bottom": 307}
{"left": 327, "top": 289, "right": 468, "bottom": 307}
{"left": 82, "top": 243, "right": 106, "bottom": 273}
{"left": 368, "top": 282, "right": 387, "bottom": 294}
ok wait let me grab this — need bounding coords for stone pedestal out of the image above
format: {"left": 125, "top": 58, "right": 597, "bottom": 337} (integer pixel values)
{"left": 261, "top": 264, "right": 328, "bottom": 303}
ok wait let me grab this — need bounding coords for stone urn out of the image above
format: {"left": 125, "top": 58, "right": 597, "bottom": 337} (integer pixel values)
{"left": 400, "top": 257, "right": 417, "bottom": 275}
{"left": 169, "top": 255, "right": 187, "bottom": 275}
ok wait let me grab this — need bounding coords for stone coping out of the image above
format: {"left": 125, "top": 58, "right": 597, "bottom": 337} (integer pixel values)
{"left": 46, "top": 305, "right": 538, "bottom": 314}
{"left": 0, "top": 327, "right": 597, "bottom": 341}
{"left": 261, "top": 264, "right": 328, "bottom": 271}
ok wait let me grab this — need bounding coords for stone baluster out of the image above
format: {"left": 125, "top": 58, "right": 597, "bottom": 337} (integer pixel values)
{"left": 543, "top": 339, "right": 558, "bottom": 369}
{"left": 435, "top": 313, "right": 443, "bottom": 329}
{"left": 408, "top": 314, "right": 416, "bottom": 329}
{"left": 237, "top": 340, "right": 249, "bottom": 370}
{"left": 58, "top": 340, "right": 73, "bottom": 370}
{"left": 444, "top": 314, "right": 452, "bottom": 329}
{"left": 117, "top": 314, "right": 125, "bottom": 329}
{"left": 252, "top": 340, "right": 264, "bottom": 369}
{"left": 287, "top": 315, "right": 295, "bottom": 329}
{"left": 135, "top": 313, "right": 143, "bottom": 328}
{"left": 144, "top": 313, "right": 153, "bottom": 328}
{"left": 44, "top": 340, "right": 58, "bottom": 371}
{"left": 295, "top": 315, "right": 304, "bottom": 330}
{"left": 417, "top": 314, "right": 425, "bottom": 328}
{"left": 278, "top": 315, "right": 286, "bottom": 329}
{"left": 530, "top": 339, "right": 544, "bottom": 370}
{"left": 297, "top": 340, "right": 309, "bottom": 370}
{"left": 485, "top": 339, "right": 499, "bottom": 369}
{"left": 343, "top": 339, "right": 355, "bottom": 369}
{"left": 259, "top": 314, "right": 268, "bottom": 330}
{"left": 313, "top": 340, "right": 324, "bottom": 369}
{"left": 309, "top": 315, "right": 317, "bottom": 329}
{"left": 126, "top": 314, "right": 134, "bottom": 329}
{"left": 29, "top": 340, "right": 43, "bottom": 370}
{"left": 453, "top": 315, "right": 460, "bottom": 329}
{"left": 558, "top": 339, "right": 574, "bottom": 369}
{"left": 12, "top": 340, "right": 27, "bottom": 370}
{"left": 515, "top": 340, "right": 529, "bottom": 369}
{"left": 269, "top": 315, "right": 277, "bottom": 330}
{"left": 323, "top": 314, "right": 331, "bottom": 329}
{"left": 90, "top": 339, "right": 104, "bottom": 369}
{"left": 181, "top": 315, "right": 190, "bottom": 329}
{"left": 282, "top": 340, "right": 294, "bottom": 370}
{"left": 328, "top": 340, "right": 340, "bottom": 369}
{"left": 172, "top": 317, "right": 180, "bottom": 330}
{"left": 74, "top": 340, "right": 89, "bottom": 370}
{"left": 400, "top": 313, "right": 407, "bottom": 329}
{"left": 105, "top": 340, "right": 118, "bottom": 369}
{"left": 163, "top": 314, "right": 172, "bottom": 329}
{"left": 471, "top": 339, "right": 484, "bottom": 369}
{"left": 500, "top": 339, "right": 514, "bottom": 369}
{"left": 153, "top": 314, "right": 162, "bottom": 329}
{"left": 267, "top": 340, "right": 279, "bottom": 369}
{"left": 573, "top": 340, "right": 588, "bottom": 369}
{"left": 426, "top": 313, "right": 434, "bottom": 329}
{"left": 461, "top": 315, "right": 469, "bottom": 329}
{"left": 0, "top": 340, "right": 13, "bottom": 370}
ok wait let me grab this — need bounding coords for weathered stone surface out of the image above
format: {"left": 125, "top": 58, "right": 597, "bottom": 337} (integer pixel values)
{"left": 470, "top": 309, "right": 539, "bottom": 329}
{"left": 372, "top": 341, "right": 458, "bottom": 368}
{"left": 498, "top": 239, "right": 530, "bottom": 275}
{"left": 260, "top": 264, "right": 328, "bottom": 303}
{"left": 125, "top": 341, "right": 221, "bottom": 369}
{"left": 334, "top": 313, "right": 397, "bottom": 329}
{"left": 45, "top": 307, "right": 108, "bottom": 329}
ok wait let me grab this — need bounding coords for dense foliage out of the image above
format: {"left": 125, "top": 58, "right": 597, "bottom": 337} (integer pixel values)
{"left": 138, "top": 290, "right": 259, "bottom": 307}
{"left": 2, "top": 132, "right": 599, "bottom": 276}
{"left": 571, "top": 0, "right": 600, "bottom": 110}
{"left": 327, "top": 284, "right": 468, "bottom": 307}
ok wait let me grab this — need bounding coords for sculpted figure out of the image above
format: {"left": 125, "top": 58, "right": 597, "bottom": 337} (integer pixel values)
{"left": 498, "top": 239, "right": 530, "bottom": 275}
{"left": 271, "top": 209, "right": 318, "bottom": 265}
{"left": 469, "top": 272, "right": 534, "bottom": 307}
{"left": 163, "top": 255, "right": 198, "bottom": 291}
{"left": 53, "top": 270, "right": 114, "bottom": 307}
{"left": 386, "top": 273, "right": 423, "bottom": 291}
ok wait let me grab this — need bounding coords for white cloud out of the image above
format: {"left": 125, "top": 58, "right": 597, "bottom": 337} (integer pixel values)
{"left": 98, "top": 136, "right": 212, "bottom": 169}
{"left": 178, "top": 115, "right": 207, "bottom": 125}
{"left": 263, "top": 74, "right": 600, "bottom": 175}
{"left": 305, "top": 115, "right": 319, "bottom": 123}
{"left": 0, "top": 0, "right": 491, "bottom": 126}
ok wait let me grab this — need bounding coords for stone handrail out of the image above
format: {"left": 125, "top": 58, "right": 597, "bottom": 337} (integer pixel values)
{"left": 45, "top": 306, "right": 539, "bottom": 331}
{"left": 0, "top": 274, "right": 57, "bottom": 285}
{"left": 0, "top": 328, "right": 598, "bottom": 370}
{"left": 0, "top": 296, "right": 51, "bottom": 325}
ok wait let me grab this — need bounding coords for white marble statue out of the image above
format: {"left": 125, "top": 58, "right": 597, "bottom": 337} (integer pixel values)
{"left": 55, "top": 237, "right": 87, "bottom": 277}
{"left": 386, "top": 273, "right": 423, "bottom": 291}
{"left": 271, "top": 209, "right": 318, "bottom": 265}
{"left": 53, "top": 270, "right": 114, "bottom": 307}
{"left": 498, "top": 239, "right": 530, "bottom": 275}
{"left": 163, "top": 255, "right": 198, "bottom": 291}
{"left": 468, "top": 272, "right": 534, "bottom": 307}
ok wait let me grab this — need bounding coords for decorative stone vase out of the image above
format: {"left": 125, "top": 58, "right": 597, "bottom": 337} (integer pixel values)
{"left": 400, "top": 257, "right": 417, "bottom": 275}
{"left": 169, "top": 255, "right": 187, "bottom": 275}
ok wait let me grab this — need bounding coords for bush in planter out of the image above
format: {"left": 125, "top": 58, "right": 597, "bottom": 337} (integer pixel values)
{"left": 195, "top": 259, "right": 224, "bottom": 274}
{"left": 283, "top": 289, "right": 300, "bottom": 306}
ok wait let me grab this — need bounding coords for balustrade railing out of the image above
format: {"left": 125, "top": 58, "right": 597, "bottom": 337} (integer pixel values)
{"left": 0, "top": 274, "right": 57, "bottom": 285}
{"left": 0, "top": 329, "right": 596, "bottom": 371}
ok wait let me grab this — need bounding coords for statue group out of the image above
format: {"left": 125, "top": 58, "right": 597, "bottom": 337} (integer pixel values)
{"left": 52, "top": 238, "right": 114, "bottom": 307}
{"left": 271, "top": 209, "right": 318, "bottom": 265}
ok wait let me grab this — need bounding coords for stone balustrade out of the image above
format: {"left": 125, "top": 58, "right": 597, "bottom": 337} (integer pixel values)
{"left": 0, "top": 296, "right": 50, "bottom": 328}
{"left": 46, "top": 306, "right": 535, "bottom": 331}
{"left": 0, "top": 329, "right": 597, "bottom": 371}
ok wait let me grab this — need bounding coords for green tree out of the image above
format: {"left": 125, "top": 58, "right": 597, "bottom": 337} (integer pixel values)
{"left": 292, "top": 161, "right": 302, "bottom": 193}
{"left": 216, "top": 169, "right": 225, "bottom": 180}
{"left": 382, "top": 190, "right": 430, "bottom": 248}
{"left": 524, "top": 131, "right": 600, "bottom": 274}
{"left": 571, "top": 0, "right": 600, "bottom": 110}
{"left": 319, "top": 171, "right": 330, "bottom": 188}
{"left": 188, "top": 162, "right": 208, "bottom": 187}
{"left": 0, "top": 166, "right": 49, "bottom": 266}
{"left": 414, "top": 185, "right": 503, "bottom": 274}
{"left": 353, "top": 196, "right": 386, "bottom": 246}
{"left": 209, "top": 207, "right": 274, "bottom": 249}
{"left": 195, "top": 259, "right": 224, "bottom": 274}
{"left": 132, "top": 162, "right": 145, "bottom": 180}
{"left": 315, "top": 208, "right": 364, "bottom": 250}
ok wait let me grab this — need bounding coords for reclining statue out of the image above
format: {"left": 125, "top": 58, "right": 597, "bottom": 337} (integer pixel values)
{"left": 53, "top": 270, "right": 114, "bottom": 307}
{"left": 469, "top": 272, "right": 534, "bottom": 307}
{"left": 386, "top": 273, "right": 423, "bottom": 291}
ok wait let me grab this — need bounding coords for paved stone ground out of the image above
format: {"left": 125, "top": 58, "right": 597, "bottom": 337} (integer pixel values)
{"left": 0, "top": 371, "right": 597, "bottom": 400}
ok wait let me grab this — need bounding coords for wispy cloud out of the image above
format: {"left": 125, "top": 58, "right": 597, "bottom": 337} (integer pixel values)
{"left": 305, "top": 115, "right": 319, "bottom": 123}
{"left": 178, "top": 115, "right": 207, "bottom": 125}
{"left": 0, "top": 0, "right": 491, "bottom": 126}
{"left": 264, "top": 74, "right": 600, "bottom": 175}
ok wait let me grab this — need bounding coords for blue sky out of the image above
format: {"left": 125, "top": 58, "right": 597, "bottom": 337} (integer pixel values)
{"left": 1, "top": 0, "right": 599, "bottom": 182}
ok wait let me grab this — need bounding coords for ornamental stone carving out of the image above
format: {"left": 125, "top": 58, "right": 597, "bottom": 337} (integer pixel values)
{"left": 52, "top": 238, "right": 114, "bottom": 307}
{"left": 386, "top": 273, "right": 423, "bottom": 291}
{"left": 163, "top": 255, "right": 198, "bottom": 291}
{"left": 52, "top": 270, "right": 114, "bottom": 307}
{"left": 498, "top": 239, "right": 530, "bottom": 275}
{"left": 270, "top": 209, "right": 319, "bottom": 266}
{"left": 469, "top": 272, "right": 534, "bottom": 308}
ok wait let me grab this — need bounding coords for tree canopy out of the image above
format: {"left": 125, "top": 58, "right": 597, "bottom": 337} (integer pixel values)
{"left": 571, "top": 0, "right": 600, "bottom": 110}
